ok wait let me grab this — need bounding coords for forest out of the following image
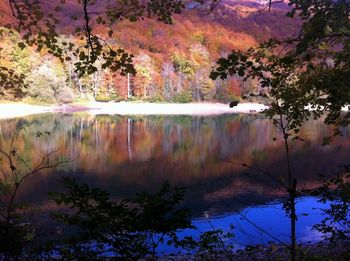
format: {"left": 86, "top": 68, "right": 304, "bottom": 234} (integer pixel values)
{"left": 1, "top": 0, "right": 350, "bottom": 261}
{"left": 0, "top": 0, "right": 298, "bottom": 103}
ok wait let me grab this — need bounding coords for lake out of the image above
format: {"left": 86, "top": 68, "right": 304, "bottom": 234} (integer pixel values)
{"left": 0, "top": 112, "right": 348, "bottom": 249}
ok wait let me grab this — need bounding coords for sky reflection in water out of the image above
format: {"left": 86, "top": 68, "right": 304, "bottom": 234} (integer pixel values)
{"left": 160, "top": 197, "right": 328, "bottom": 254}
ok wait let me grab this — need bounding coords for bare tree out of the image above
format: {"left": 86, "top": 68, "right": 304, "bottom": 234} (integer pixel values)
{"left": 0, "top": 130, "right": 69, "bottom": 258}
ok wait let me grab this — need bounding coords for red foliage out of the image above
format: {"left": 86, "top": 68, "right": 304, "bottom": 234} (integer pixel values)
{"left": 227, "top": 78, "right": 242, "bottom": 97}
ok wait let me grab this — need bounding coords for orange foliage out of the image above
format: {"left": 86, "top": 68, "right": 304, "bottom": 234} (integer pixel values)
{"left": 227, "top": 78, "right": 242, "bottom": 97}
{"left": 0, "top": 0, "right": 300, "bottom": 100}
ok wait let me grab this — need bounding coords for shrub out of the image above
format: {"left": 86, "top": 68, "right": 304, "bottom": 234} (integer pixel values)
{"left": 172, "top": 90, "right": 193, "bottom": 103}
{"left": 95, "top": 87, "right": 122, "bottom": 102}
{"left": 126, "top": 96, "right": 139, "bottom": 102}
{"left": 214, "top": 87, "right": 241, "bottom": 103}
{"left": 95, "top": 93, "right": 121, "bottom": 102}
{"left": 55, "top": 87, "right": 74, "bottom": 104}
{"left": 142, "top": 94, "right": 164, "bottom": 103}
{"left": 50, "top": 178, "right": 193, "bottom": 260}
{"left": 26, "top": 78, "right": 55, "bottom": 103}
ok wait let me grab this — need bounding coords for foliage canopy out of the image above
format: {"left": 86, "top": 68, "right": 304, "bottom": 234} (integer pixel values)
{"left": 211, "top": 0, "right": 350, "bottom": 135}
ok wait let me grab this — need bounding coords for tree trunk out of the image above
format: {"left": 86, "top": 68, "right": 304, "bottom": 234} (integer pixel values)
{"left": 127, "top": 73, "right": 132, "bottom": 98}
{"left": 127, "top": 118, "right": 132, "bottom": 160}
{"left": 290, "top": 179, "right": 297, "bottom": 261}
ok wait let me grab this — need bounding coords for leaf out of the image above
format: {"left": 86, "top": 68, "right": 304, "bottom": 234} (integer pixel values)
{"left": 18, "top": 42, "right": 26, "bottom": 49}
{"left": 96, "top": 17, "right": 103, "bottom": 24}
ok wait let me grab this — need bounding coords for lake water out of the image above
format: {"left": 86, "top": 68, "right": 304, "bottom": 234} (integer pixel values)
{"left": 0, "top": 112, "right": 348, "bottom": 249}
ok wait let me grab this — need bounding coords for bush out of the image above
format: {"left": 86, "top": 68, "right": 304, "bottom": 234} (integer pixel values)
{"left": 50, "top": 178, "right": 193, "bottom": 260}
{"left": 142, "top": 94, "right": 164, "bottom": 103}
{"left": 172, "top": 90, "right": 193, "bottom": 103}
{"left": 126, "top": 96, "right": 139, "bottom": 102}
{"left": 26, "top": 80, "right": 55, "bottom": 103}
{"left": 95, "top": 93, "right": 121, "bottom": 102}
{"left": 55, "top": 87, "right": 74, "bottom": 104}
{"left": 0, "top": 222, "right": 33, "bottom": 258}
{"left": 214, "top": 87, "right": 241, "bottom": 103}
{"left": 95, "top": 87, "right": 123, "bottom": 102}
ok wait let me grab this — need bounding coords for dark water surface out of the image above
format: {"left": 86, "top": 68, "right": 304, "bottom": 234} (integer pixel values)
{"left": 0, "top": 112, "right": 348, "bottom": 247}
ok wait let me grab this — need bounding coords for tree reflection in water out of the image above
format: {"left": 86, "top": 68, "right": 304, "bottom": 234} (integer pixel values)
{"left": 0, "top": 113, "right": 347, "bottom": 214}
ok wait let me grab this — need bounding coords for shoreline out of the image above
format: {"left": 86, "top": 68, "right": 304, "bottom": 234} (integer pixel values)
{"left": 0, "top": 102, "right": 268, "bottom": 119}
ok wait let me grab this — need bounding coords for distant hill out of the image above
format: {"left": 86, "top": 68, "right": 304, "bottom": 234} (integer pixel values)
{"left": 100, "top": 0, "right": 299, "bottom": 64}
{"left": 0, "top": 0, "right": 300, "bottom": 102}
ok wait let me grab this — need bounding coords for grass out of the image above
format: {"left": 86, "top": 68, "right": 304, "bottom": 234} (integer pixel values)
{"left": 20, "top": 97, "right": 55, "bottom": 106}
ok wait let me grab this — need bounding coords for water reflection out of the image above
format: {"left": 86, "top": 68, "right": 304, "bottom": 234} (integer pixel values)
{"left": 158, "top": 197, "right": 329, "bottom": 254}
{"left": 0, "top": 112, "right": 349, "bottom": 218}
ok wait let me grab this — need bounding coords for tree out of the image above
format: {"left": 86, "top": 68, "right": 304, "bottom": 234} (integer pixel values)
{"left": 172, "top": 52, "right": 195, "bottom": 96}
{"left": 0, "top": 130, "right": 67, "bottom": 258}
{"left": 210, "top": 1, "right": 350, "bottom": 260}
{"left": 27, "top": 55, "right": 74, "bottom": 103}
{"left": 0, "top": 27, "right": 32, "bottom": 97}
{"left": 312, "top": 168, "right": 350, "bottom": 245}
{"left": 134, "top": 53, "right": 155, "bottom": 97}
{"left": 161, "top": 61, "right": 176, "bottom": 99}
{"left": 211, "top": 43, "right": 304, "bottom": 261}
{"left": 1, "top": 0, "right": 190, "bottom": 82}
{"left": 193, "top": 68, "right": 215, "bottom": 101}
{"left": 50, "top": 179, "right": 192, "bottom": 260}
{"left": 188, "top": 43, "right": 215, "bottom": 101}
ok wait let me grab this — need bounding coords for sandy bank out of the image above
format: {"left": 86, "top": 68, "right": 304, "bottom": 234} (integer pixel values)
{"left": 86, "top": 102, "right": 268, "bottom": 116}
{"left": 0, "top": 102, "right": 268, "bottom": 119}
{"left": 0, "top": 103, "right": 53, "bottom": 120}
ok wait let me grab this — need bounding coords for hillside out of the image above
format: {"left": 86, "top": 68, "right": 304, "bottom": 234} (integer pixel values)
{"left": 0, "top": 0, "right": 299, "bottom": 103}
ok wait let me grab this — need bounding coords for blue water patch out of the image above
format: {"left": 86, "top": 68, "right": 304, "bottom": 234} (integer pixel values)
{"left": 158, "top": 197, "right": 329, "bottom": 254}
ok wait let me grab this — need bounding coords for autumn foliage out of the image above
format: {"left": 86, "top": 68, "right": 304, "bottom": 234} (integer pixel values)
{"left": 0, "top": 0, "right": 299, "bottom": 102}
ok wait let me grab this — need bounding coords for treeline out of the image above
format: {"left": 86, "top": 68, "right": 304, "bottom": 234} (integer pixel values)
{"left": 0, "top": 24, "right": 259, "bottom": 104}
{"left": 0, "top": 0, "right": 298, "bottom": 104}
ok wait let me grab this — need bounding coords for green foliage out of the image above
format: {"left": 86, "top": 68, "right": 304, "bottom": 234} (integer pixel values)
{"left": 0, "top": 27, "right": 30, "bottom": 97}
{"left": 24, "top": 56, "right": 79, "bottom": 103}
{"left": 95, "top": 95, "right": 114, "bottom": 102}
{"left": 172, "top": 53, "right": 195, "bottom": 77}
{"left": 311, "top": 168, "right": 350, "bottom": 245}
{"left": 172, "top": 90, "right": 193, "bottom": 103}
{"left": 142, "top": 94, "right": 165, "bottom": 103}
{"left": 26, "top": 74, "right": 56, "bottom": 103}
{"left": 126, "top": 96, "right": 139, "bottom": 102}
{"left": 95, "top": 93, "right": 121, "bottom": 102}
